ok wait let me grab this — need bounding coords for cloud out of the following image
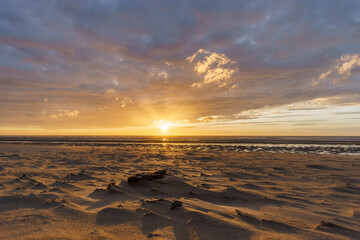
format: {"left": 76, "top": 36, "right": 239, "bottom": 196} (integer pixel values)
{"left": 158, "top": 71, "right": 169, "bottom": 80}
{"left": 197, "top": 115, "right": 225, "bottom": 123}
{"left": 337, "top": 54, "right": 360, "bottom": 77}
{"left": 112, "top": 78, "right": 119, "bottom": 87}
{"left": 120, "top": 97, "right": 132, "bottom": 108}
{"left": 106, "top": 89, "right": 132, "bottom": 107}
{"left": 187, "top": 49, "right": 238, "bottom": 88}
{"left": 106, "top": 88, "right": 117, "bottom": 94}
{"left": 314, "top": 53, "right": 360, "bottom": 86}
{"left": 231, "top": 96, "right": 354, "bottom": 121}
{"left": 50, "top": 110, "right": 79, "bottom": 118}
{"left": 233, "top": 109, "right": 267, "bottom": 119}
{"left": 153, "top": 119, "right": 190, "bottom": 130}
{"left": 233, "top": 99, "right": 325, "bottom": 120}
{"left": 150, "top": 69, "right": 169, "bottom": 82}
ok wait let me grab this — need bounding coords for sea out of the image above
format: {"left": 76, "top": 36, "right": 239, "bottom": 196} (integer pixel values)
{"left": 1, "top": 136, "right": 360, "bottom": 155}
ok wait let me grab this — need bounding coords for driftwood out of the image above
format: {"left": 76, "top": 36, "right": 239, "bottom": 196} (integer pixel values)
{"left": 127, "top": 169, "right": 166, "bottom": 183}
{"left": 107, "top": 182, "right": 123, "bottom": 193}
{"left": 170, "top": 200, "right": 182, "bottom": 209}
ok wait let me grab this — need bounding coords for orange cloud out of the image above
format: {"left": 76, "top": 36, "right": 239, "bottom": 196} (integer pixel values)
{"left": 187, "top": 49, "right": 238, "bottom": 88}
{"left": 314, "top": 53, "right": 360, "bottom": 86}
{"left": 50, "top": 110, "right": 79, "bottom": 119}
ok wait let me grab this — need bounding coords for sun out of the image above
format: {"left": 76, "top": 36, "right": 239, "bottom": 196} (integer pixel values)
{"left": 160, "top": 124, "right": 168, "bottom": 132}
{"left": 153, "top": 119, "right": 179, "bottom": 134}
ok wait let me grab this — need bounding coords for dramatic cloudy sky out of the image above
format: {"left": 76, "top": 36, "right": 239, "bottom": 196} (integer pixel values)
{"left": 1, "top": 0, "right": 360, "bottom": 135}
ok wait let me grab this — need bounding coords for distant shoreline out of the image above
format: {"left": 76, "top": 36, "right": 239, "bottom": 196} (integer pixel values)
{"left": 0, "top": 136, "right": 360, "bottom": 145}
{"left": 1, "top": 137, "right": 360, "bottom": 155}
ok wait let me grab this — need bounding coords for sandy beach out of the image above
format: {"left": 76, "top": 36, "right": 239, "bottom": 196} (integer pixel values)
{"left": 0, "top": 143, "right": 359, "bottom": 240}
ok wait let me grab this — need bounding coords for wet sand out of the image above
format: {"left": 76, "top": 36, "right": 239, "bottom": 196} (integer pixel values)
{"left": 0, "top": 143, "right": 359, "bottom": 239}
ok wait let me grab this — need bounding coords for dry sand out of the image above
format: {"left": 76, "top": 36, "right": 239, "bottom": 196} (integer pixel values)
{"left": 0, "top": 143, "right": 359, "bottom": 240}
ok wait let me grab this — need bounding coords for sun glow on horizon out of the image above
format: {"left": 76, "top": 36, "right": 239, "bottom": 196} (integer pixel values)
{"left": 160, "top": 124, "right": 168, "bottom": 132}
{"left": 154, "top": 120, "right": 172, "bottom": 134}
{"left": 153, "top": 119, "right": 191, "bottom": 134}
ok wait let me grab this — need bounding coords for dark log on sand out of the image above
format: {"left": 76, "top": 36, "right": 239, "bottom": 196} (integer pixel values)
{"left": 170, "top": 200, "right": 182, "bottom": 209}
{"left": 127, "top": 169, "right": 166, "bottom": 183}
{"left": 107, "top": 182, "right": 123, "bottom": 193}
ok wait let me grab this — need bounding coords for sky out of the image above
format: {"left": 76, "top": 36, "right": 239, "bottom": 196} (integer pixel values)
{"left": 0, "top": 0, "right": 360, "bottom": 136}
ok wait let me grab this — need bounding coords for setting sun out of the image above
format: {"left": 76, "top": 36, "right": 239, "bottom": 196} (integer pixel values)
{"left": 160, "top": 124, "right": 168, "bottom": 132}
